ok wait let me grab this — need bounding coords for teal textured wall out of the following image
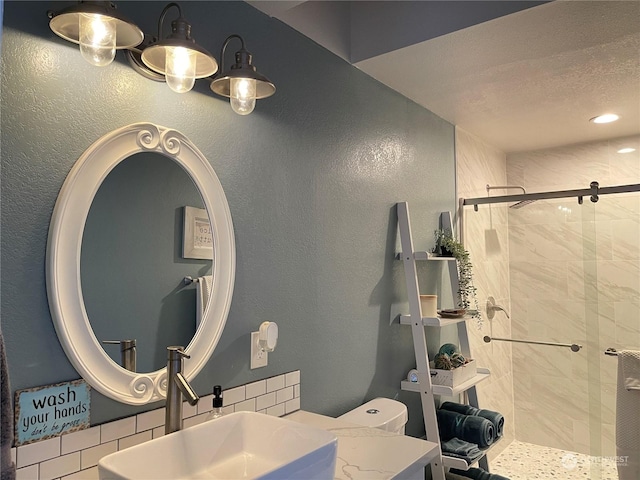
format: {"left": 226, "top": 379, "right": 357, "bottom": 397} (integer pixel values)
{"left": 1, "top": 1, "right": 456, "bottom": 435}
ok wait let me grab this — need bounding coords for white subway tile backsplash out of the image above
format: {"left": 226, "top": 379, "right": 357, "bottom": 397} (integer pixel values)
{"left": 136, "top": 408, "right": 165, "bottom": 432}
{"left": 196, "top": 394, "right": 213, "bottom": 415}
{"left": 181, "top": 401, "right": 198, "bottom": 419}
{"left": 276, "top": 386, "right": 294, "bottom": 404}
{"left": 245, "top": 380, "right": 266, "bottom": 398}
{"left": 81, "top": 442, "right": 116, "bottom": 470}
{"left": 61, "top": 427, "right": 100, "bottom": 455}
{"left": 255, "top": 392, "right": 276, "bottom": 411}
{"left": 17, "top": 437, "right": 61, "bottom": 468}
{"left": 234, "top": 398, "right": 256, "bottom": 412}
{"left": 100, "top": 417, "right": 135, "bottom": 444}
{"left": 62, "top": 466, "right": 99, "bottom": 480}
{"left": 39, "top": 452, "right": 80, "bottom": 480}
{"left": 266, "top": 375, "right": 285, "bottom": 392}
{"left": 118, "top": 431, "right": 152, "bottom": 451}
{"left": 15, "top": 370, "right": 301, "bottom": 480}
{"left": 16, "top": 464, "right": 38, "bottom": 480}
{"left": 183, "top": 413, "right": 208, "bottom": 429}
{"left": 223, "top": 385, "right": 245, "bottom": 406}
{"left": 285, "top": 397, "right": 301, "bottom": 414}
{"left": 285, "top": 371, "right": 300, "bottom": 387}
{"left": 266, "top": 403, "right": 285, "bottom": 417}
{"left": 222, "top": 405, "right": 234, "bottom": 416}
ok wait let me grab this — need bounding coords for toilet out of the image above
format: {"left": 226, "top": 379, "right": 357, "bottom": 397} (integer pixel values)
{"left": 338, "top": 397, "right": 408, "bottom": 434}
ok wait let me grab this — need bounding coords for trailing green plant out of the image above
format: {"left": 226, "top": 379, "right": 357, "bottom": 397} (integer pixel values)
{"left": 433, "top": 229, "right": 482, "bottom": 326}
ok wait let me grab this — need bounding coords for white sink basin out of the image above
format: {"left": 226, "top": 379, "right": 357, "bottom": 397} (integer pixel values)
{"left": 98, "top": 411, "right": 337, "bottom": 480}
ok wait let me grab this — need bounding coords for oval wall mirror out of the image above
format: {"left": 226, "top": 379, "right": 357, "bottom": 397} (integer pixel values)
{"left": 81, "top": 152, "right": 208, "bottom": 373}
{"left": 46, "top": 123, "right": 235, "bottom": 405}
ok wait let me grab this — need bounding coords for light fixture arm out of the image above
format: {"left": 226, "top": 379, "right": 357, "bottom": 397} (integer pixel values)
{"left": 156, "top": 2, "right": 195, "bottom": 45}
{"left": 217, "top": 34, "right": 248, "bottom": 78}
{"left": 157, "top": 2, "right": 182, "bottom": 39}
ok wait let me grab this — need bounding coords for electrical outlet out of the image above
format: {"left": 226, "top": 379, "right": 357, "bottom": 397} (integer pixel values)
{"left": 250, "top": 331, "right": 268, "bottom": 369}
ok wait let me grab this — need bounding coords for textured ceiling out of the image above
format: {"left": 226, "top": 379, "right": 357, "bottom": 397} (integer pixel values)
{"left": 249, "top": 0, "right": 640, "bottom": 153}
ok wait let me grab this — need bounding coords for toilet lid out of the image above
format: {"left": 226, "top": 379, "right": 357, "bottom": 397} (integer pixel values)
{"left": 339, "top": 397, "right": 408, "bottom": 431}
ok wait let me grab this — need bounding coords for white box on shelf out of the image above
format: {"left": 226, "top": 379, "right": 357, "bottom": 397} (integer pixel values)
{"left": 429, "top": 359, "right": 477, "bottom": 387}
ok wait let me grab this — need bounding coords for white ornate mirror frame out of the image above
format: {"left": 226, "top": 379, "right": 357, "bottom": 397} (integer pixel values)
{"left": 46, "top": 123, "right": 235, "bottom": 405}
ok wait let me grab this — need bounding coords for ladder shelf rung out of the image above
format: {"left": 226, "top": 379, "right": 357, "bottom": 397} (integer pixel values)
{"left": 441, "top": 436, "right": 503, "bottom": 470}
{"left": 399, "top": 314, "right": 470, "bottom": 327}
{"left": 396, "top": 251, "right": 457, "bottom": 261}
{"left": 400, "top": 368, "right": 490, "bottom": 396}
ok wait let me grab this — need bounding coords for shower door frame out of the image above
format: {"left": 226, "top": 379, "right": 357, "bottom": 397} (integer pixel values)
{"left": 458, "top": 182, "right": 640, "bottom": 245}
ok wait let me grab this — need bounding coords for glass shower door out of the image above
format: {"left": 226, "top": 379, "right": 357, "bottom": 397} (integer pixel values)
{"left": 590, "top": 191, "right": 640, "bottom": 477}
{"left": 508, "top": 197, "right": 594, "bottom": 448}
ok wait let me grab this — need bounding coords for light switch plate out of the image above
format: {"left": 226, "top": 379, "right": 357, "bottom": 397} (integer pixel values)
{"left": 250, "top": 332, "right": 268, "bottom": 369}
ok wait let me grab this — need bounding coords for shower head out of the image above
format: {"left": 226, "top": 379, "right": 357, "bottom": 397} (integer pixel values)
{"left": 486, "top": 184, "right": 526, "bottom": 195}
{"left": 509, "top": 199, "right": 537, "bottom": 209}
{"left": 486, "top": 184, "right": 535, "bottom": 208}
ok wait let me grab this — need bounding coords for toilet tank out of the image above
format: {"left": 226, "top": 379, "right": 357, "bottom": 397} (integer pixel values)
{"left": 338, "top": 397, "right": 408, "bottom": 434}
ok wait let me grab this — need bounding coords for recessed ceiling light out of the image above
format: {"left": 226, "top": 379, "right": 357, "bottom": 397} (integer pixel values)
{"left": 617, "top": 147, "right": 636, "bottom": 154}
{"left": 590, "top": 113, "right": 620, "bottom": 124}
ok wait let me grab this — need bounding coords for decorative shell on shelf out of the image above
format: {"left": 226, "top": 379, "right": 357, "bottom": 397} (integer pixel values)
{"left": 434, "top": 343, "right": 469, "bottom": 370}
{"left": 434, "top": 353, "right": 453, "bottom": 370}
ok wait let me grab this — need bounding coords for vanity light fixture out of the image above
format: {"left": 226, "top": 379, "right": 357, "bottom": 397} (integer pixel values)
{"left": 48, "top": 2, "right": 276, "bottom": 111}
{"left": 210, "top": 35, "right": 276, "bottom": 115}
{"left": 48, "top": 1, "right": 144, "bottom": 67}
{"left": 617, "top": 147, "right": 636, "bottom": 154}
{"left": 589, "top": 113, "right": 620, "bottom": 124}
{"left": 141, "top": 3, "right": 218, "bottom": 93}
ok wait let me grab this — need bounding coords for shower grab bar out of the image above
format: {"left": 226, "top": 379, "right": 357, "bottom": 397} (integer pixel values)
{"left": 484, "top": 335, "right": 582, "bottom": 352}
{"left": 604, "top": 348, "right": 618, "bottom": 356}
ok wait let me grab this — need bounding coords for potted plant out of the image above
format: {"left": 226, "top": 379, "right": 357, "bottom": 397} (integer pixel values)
{"left": 433, "top": 229, "right": 481, "bottom": 325}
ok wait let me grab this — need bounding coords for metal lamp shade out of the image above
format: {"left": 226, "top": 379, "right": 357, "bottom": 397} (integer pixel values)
{"left": 141, "top": 40, "right": 218, "bottom": 78}
{"left": 49, "top": 2, "right": 143, "bottom": 49}
{"left": 210, "top": 68, "right": 276, "bottom": 99}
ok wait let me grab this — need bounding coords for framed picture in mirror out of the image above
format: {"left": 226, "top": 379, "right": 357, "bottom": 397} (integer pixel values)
{"left": 183, "top": 206, "right": 213, "bottom": 259}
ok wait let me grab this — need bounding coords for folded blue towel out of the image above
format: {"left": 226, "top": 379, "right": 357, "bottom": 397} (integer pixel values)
{"left": 440, "top": 402, "right": 505, "bottom": 438}
{"left": 436, "top": 409, "right": 494, "bottom": 448}
{"left": 449, "top": 467, "right": 510, "bottom": 480}
{"left": 440, "top": 401, "right": 479, "bottom": 416}
{"left": 441, "top": 437, "right": 484, "bottom": 465}
{"left": 476, "top": 409, "right": 504, "bottom": 438}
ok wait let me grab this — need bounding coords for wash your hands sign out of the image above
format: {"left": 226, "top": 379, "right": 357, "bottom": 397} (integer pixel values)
{"left": 14, "top": 379, "right": 90, "bottom": 446}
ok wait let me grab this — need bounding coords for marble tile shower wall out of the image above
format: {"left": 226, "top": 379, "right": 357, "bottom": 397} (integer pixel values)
{"left": 455, "top": 128, "right": 515, "bottom": 461}
{"left": 507, "top": 134, "right": 640, "bottom": 456}
{"left": 11, "top": 371, "right": 301, "bottom": 480}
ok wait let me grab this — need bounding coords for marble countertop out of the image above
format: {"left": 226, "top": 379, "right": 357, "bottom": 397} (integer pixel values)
{"left": 285, "top": 410, "right": 440, "bottom": 480}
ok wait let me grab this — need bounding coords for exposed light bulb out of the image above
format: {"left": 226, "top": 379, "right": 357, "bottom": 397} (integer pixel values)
{"left": 230, "top": 77, "right": 256, "bottom": 115}
{"left": 617, "top": 147, "right": 636, "bottom": 154}
{"left": 165, "top": 47, "right": 196, "bottom": 93}
{"left": 79, "top": 13, "right": 116, "bottom": 67}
